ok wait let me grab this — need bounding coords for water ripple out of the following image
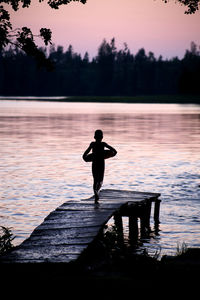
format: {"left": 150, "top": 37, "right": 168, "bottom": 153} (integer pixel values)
{"left": 0, "top": 101, "right": 200, "bottom": 254}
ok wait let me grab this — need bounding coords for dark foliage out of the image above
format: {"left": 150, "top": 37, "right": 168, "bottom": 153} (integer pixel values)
{"left": 163, "top": 0, "right": 199, "bottom": 14}
{"left": 0, "top": 226, "right": 15, "bottom": 255}
{"left": 0, "top": 39, "right": 200, "bottom": 96}
{"left": 172, "top": 0, "right": 199, "bottom": 14}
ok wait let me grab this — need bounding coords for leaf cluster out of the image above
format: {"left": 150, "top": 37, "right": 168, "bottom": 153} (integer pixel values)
{"left": 163, "top": 0, "right": 199, "bottom": 13}
{"left": 0, "top": 0, "right": 87, "bottom": 10}
{"left": 175, "top": 0, "right": 199, "bottom": 14}
{"left": 47, "top": 0, "right": 87, "bottom": 10}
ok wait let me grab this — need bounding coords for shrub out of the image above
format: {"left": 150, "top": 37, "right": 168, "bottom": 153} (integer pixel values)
{"left": 0, "top": 226, "right": 15, "bottom": 255}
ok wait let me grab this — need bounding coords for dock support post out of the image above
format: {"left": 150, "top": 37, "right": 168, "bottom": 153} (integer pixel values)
{"left": 129, "top": 216, "right": 138, "bottom": 242}
{"left": 146, "top": 200, "right": 152, "bottom": 228}
{"left": 154, "top": 199, "right": 161, "bottom": 223}
{"left": 114, "top": 213, "right": 123, "bottom": 232}
{"left": 140, "top": 201, "right": 152, "bottom": 237}
{"left": 114, "top": 213, "right": 124, "bottom": 245}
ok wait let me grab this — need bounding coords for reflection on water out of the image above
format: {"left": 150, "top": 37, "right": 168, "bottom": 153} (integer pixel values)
{"left": 0, "top": 100, "right": 200, "bottom": 255}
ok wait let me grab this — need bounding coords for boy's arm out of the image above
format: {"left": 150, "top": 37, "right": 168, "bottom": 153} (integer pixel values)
{"left": 104, "top": 143, "right": 117, "bottom": 155}
{"left": 82, "top": 143, "right": 93, "bottom": 160}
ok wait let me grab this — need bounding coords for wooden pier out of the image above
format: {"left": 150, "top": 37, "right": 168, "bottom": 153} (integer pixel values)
{"left": 0, "top": 189, "right": 161, "bottom": 263}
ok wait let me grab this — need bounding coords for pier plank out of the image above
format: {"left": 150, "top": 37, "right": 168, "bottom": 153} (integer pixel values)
{"left": 0, "top": 189, "right": 160, "bottom": 263}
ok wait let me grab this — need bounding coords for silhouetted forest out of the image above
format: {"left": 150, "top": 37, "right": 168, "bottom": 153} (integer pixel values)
{"left": 0, "top": 38, "right": 200, "bottom": 96}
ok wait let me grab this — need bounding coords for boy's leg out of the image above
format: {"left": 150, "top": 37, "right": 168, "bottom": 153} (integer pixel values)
{"left": 93, "top": 179, "right": 100, "bottom": 203}
{"left": 92, "top": 162, "right": 104, "bottom": 203}
{"left": 94, "top": 180, "right": 104, "bottom": 203}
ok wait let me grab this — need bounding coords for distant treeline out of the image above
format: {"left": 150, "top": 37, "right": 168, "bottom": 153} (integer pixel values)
{"left": 0, "top": 38, "right": 200, "bottom": 97}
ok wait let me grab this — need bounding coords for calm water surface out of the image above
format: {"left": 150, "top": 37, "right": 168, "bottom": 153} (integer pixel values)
{"left": 0, "top": 100, "right": 200, "bottom": 256}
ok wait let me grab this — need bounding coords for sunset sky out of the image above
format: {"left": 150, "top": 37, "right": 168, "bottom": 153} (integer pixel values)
{"left": 7, "top": 0, "right": 200, "bottom": 59}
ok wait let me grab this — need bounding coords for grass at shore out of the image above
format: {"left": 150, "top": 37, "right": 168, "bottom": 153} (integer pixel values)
{"left": 1, "top": 248, "right": 200, "bottom": 296}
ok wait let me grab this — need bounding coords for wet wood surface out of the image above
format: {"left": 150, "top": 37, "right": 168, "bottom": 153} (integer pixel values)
{"left": 1, "top": 189, "right": 160, "bottom": 263}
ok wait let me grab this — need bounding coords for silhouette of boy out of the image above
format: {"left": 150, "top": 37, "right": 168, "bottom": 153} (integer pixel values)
{"left": 83, "top": 129, "right": 117, "bottom": 203}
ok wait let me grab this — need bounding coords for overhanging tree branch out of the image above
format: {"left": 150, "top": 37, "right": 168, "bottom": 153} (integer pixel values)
{"left": 0, "top": 1, "right": 87, "bottom": 69}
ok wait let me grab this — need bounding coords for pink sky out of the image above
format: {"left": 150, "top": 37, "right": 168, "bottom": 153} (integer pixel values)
{"left": 7, "top": 0, "right": 200, "bottom": 59}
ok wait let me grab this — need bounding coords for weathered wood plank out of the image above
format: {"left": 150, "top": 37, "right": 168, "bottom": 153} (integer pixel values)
{"left": 0, "top": 189, "right": 161, "bottom": 264}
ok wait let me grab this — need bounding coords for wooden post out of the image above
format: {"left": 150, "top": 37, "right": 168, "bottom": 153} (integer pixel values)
{"left": 129, "top": 216, "right": 138, "bottom": 243}
{"left": 154, "top": 199, "right": 161, "bottom": 223}
{"left": 114, "top": 213, "right": 123, "bottom": 232}
{"left": 114, "top": 213, "right": 124, "bottom": 245}
{"left": 146, "top": 200, "right": 152, "bottom": 228}
{"left": 139, "top": 201, "right": 151, "bottom": 237}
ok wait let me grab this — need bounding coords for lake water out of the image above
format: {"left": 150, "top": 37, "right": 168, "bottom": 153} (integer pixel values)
{"left": 0, "top": 100, "right": 200, "bottom": 256}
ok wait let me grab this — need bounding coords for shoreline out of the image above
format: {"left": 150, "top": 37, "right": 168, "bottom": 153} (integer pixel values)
{"left": 0, "top": 95, "right": 200, "bottom": 104}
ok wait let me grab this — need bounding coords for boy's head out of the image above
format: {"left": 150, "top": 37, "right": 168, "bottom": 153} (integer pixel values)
{"left": 94, "top": 129, "right": 103, "bottom": 141}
